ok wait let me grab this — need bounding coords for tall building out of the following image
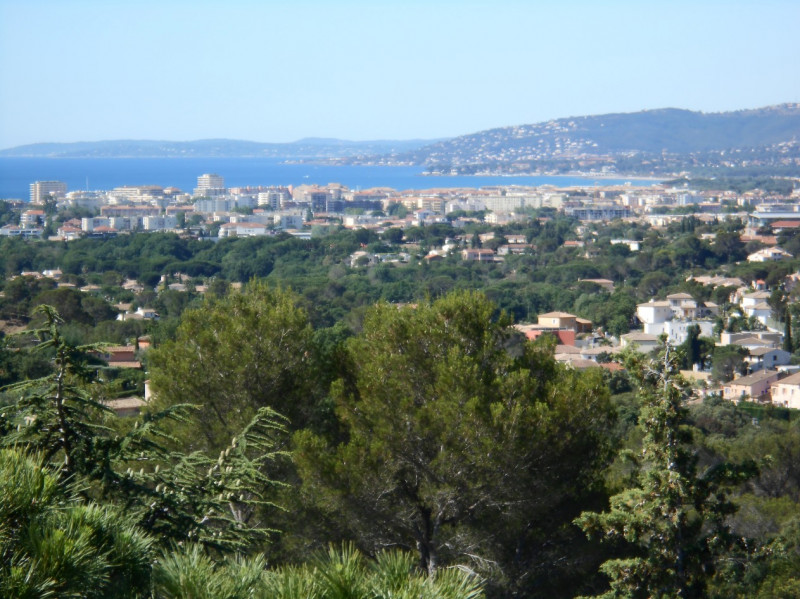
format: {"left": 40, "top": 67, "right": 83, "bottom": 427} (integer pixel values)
{"left": 194, "top": 173, "right": 226, "bottom": 197}
{"left": 30, "top": 181, "right": 67, "bottom": 204}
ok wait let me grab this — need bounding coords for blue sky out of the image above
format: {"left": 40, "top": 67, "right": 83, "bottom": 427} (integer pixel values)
{"left": 1, "top": 0, "right": 798, "bottom": 149}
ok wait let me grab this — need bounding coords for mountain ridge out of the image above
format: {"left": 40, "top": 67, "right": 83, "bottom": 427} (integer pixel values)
{"left": 2, "top": 105, "right": 799, "bottom": 173}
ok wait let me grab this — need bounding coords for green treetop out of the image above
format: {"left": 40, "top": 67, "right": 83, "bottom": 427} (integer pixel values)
{"left": 575, "top": 346, "right": 755, "bottom": 598}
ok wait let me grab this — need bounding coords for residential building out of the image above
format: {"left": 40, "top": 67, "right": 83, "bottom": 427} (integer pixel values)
{"left": 720, "top": 331, "right": 782, "bottom": 347}
{"left": 461, "top": 248, "right": 496, "bottom": 262}
{"left": 218, "top": 222, "right": 270, "bottom": 238}
{"left": 771, "top": 372, "right": 800, "bottom": 409}
{"left": 0, "top": 225, "right": 43, "bottom": 238}
{"left": 743, "top": 302, "right": 773, "bottom": 326}
{"left": 723, "top": 370, "right": 781, "bottom": 403}
{"left": 636, "top": 299, "right": 673, "bottom": 334}
{"left": 30, "top": 180, "right": 67, "bottom": 204}
{"left": 620, "top": 332, "right": 661, "bottom": 353}
{"left": 748, "top": 247, "right": 793, "bottom": 262}
{"left": 538, "top": 312, "right": 578, "bottom": 330}
{"left": 662, "top": 319, "right": 715, "bottom": 345}
{"left": 746, "top": 347, "right": 792, "bottom": 372}
{"left": 515, "top": 324, "right": 575, "bottom": 346}
{"left": 20, "top": 209, "right": 45, "bottom": 227}
{"left": 141, "top": 215, "right": 177, "bottom": 231}
{"left": 579, "top": 279, "right": 615, "bottom": 292}
{"left": 194, "top": 173, "right": 226, "bottom": 197}
{"left": 497, "top": 244, "right": 533, "bottom": 255}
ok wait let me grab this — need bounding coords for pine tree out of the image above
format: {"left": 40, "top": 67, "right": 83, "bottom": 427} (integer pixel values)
{"left": 0, "top": 304, "right": 289, "bottom": 554}
{"left": 575, "top": 345, "right": 755, "bottom": 598}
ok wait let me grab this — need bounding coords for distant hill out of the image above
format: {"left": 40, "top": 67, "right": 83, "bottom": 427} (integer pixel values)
{"left": 394, "top": 104, "right": 800, "bottom": 167}
{"left": 0, "top": 138, "right": 438, "bottom": 159}
{"left": 4, "top": 105, "right": 800, "bottom": 177}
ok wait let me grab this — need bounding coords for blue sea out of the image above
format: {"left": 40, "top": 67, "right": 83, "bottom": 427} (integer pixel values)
{"left": 0, "top": 157, "right": 659, "bottom": 200}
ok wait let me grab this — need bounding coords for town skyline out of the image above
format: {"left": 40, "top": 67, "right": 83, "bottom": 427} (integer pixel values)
{"left": 1, "top": 0, "right": 798, "bottom": 149}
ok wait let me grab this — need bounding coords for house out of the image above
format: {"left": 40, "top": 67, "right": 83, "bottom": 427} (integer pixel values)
{"left": 723, "top": 370, "right": 781, "bottom": 403}
{"left": 747, "top": 247, "right": 793, "bottom": 262}
{"left": 636, "top": 300, "right": 673, "bottom": 334}
{"left": 771, "top": 371, "right": 800, "bottom": 409}
{"left": 743, "top": 302, "right": 773, "bottom": 326}
{"left": 740, "top": 290, "right": 771, "bottom": 308}
{"left": 20, "top": 209, "right": 45, "bottom": 227}
{"left": 688, "top": 275, "right": 745, "bottom": 289}
{"left": 539, "top": 312, "right": 592, "bottom": 333}
{"left": 579, "top": 278, "right": 615, "bottom": 292}
{"left": 0, "top": 225, "right": 44, "bottom": 238}
{"left": 136, "top": 307, "right": 159, "bottom": 319}
{"left": 720, "top": 331, "right": 782, "bottom": 347}
{"left": 515, "top": 312, "right": 593, "bottom": 346}
{"left": 122, "top": 279, "right": 145, "bottom": 293}
{"left": 99, "top": 345, "right": 141, "bottom": 369}
{"left": 105, "top": 397, "right": 147, "bottom": 417}
{"left": 515, "top": 324, "right": 575, "bottom": 346}
{"left": 731, "top": 336, "right": 772, "bottom": 350}
{"left": 662, "top": 320, "right": 715, "bottom": 345}
{"left": 578, "top": 346, "right": 621, "bottom": 362}
{"left": 538, "top": 311, "right": 577, "bottom": 330}
{"left": 56, "top": 225, "right": 83, "bottom": 240}
{"left": 666, "top": 293, "right": 697, "bottom": 318}
{"left": 746, "top": 347, "right": 791, "bottom": 372}
{"left": 461, "top": 248, "right": 496, "bottom": 262}
{"left": 620, "top": 332, "right": 661, "bottom": 353}
{"left": 497, "top": 244, "right": 533, "bottom": 256}
{"left": 116, "top": 307, "right": 159, "bottom": 321}
{"left": 42, "top": 269, "right": 62, "bottom": 280}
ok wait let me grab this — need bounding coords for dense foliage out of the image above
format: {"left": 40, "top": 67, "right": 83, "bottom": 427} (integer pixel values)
{"left": 4, "top": 209, "right": 800, "bottom": 597}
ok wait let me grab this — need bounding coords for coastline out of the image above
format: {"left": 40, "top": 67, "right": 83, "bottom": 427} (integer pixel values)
{"left": 421, "top": 171, "right": 666, "bottom": 183}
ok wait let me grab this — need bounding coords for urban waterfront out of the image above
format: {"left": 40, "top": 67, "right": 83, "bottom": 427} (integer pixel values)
{"left": 0, "top": 157, "right": 659, "bottom": 200}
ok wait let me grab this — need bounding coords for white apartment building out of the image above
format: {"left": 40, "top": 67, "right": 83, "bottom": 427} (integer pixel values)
{"left": 636, "top": 300, "right": 673, "bottom": 335}
{"left": 194, "top": 173, "right": 226, "bottom": 197}
{"left": 274, "top": 213, "right": 304, "bottom": 229}
{"left": 662, "top": 320, "right": 715, "bottom": 345}
{"left": 30, "top": 181, "right": 67, "bottom": 204}
{"left": 141, "top": 216, "right": 177, "bottom": 231}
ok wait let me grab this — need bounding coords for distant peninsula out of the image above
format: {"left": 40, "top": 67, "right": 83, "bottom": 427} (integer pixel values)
{"left": 3, "top": 104, "right": 799, "bottom": 178}
{"left": 0, "top": 138, "right": 438, "bottom": 160}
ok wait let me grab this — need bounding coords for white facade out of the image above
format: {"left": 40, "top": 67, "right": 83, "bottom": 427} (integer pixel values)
{"left": 82, "top": 217, "right": 111, "bottom": 232}
{"left": 141, "top": 216, "right": 177, "bottom": 231}
{"left": 194, "top": 173, "right": 226, "bottom": 197}
{"left": 747, "top": 348, "right": 791, "bottom": 372}
{"left": 748, "top": 247, "right": 793, "bottom": 262}
{"left": 637, "top": 300, "right": 673, "bottom": 325}
{"left": 743, "top": 302, "right": 773, "bottom": 326}
{"left": 662, "top": 320, "right": 715, "bottom": 345}
{"left": 30, "top": 181, "right": 67, "bottom": 204}
{"left": 274, "top": 213, "right": 304, "bottom": 229}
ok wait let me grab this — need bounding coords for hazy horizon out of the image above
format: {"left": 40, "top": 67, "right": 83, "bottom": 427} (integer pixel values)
{"left": 1, "top": 0, "right": 798, "bottom": 150}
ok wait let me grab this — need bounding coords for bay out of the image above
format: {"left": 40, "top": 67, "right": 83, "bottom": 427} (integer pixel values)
{"left": 0, "top": 157, "right": 659, "bottom": 201}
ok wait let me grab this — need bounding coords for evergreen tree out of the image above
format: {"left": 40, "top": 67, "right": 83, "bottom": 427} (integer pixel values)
{"left": 148, "top": 280, "right": 318, "bottom": 450}
{"left": 0, "top": 447, "right": 155, "bottom": 598}
{"left": 682, "top": 324, "right": 701, "bottom": 369}
{"left": 0, "top": 304, "right": 289, "bottom": 554}
{"left": 295, "top": 291, "right": 616, "bottom": 595}
{"left": 575, "top": 346, "right": 755, "bottom": 598}
{"left": 784, "top": 308, "right": 793, "bottom": 353}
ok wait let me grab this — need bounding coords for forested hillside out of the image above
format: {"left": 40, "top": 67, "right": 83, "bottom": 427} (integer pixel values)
{"left": 3, "top": 217, "right": 800, "bottom": 597}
